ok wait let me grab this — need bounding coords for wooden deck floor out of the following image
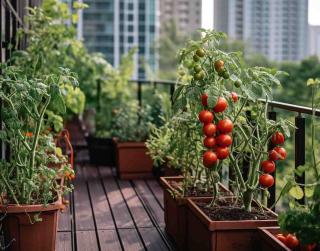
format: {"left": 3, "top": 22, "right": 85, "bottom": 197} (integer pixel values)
{"left": 56, "top": 165, "right": 176, "bottom": 251}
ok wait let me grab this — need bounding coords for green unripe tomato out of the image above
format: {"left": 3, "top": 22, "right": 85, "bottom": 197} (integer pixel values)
{"left": 178, "top": 70, "right": 186, "bottom": 76}
{"left": 193, "top": 54, "right": 200, "bottom": 62}
{"left": 222, "top": 70, "right": 230, "bottom": 79}
{"left": 234, "top": 79, "right": 242, "bottom": 88}
{"left": 194, "top": 64, "right": 202, "bottom": 73}
{"left": 194, "top": 70, "right": 205, "bottom": 80}
{"left": 183, "top": 59, "right": 193, "bottom": 68}
{"left": 196, "top": 48, "right": 205, "bottom": 57}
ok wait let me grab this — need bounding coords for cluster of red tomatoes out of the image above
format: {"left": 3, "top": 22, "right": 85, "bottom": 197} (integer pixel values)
{"left": 199, "top": 94, "right": 236, "bottom": 168}
{"left": 276, "top": 233, "right": 317, "bottom": 251}
{"left": 259, "top": 132, "right": 287, "bottom": 188}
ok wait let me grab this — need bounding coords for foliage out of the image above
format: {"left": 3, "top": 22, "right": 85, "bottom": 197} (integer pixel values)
{"left": 0, "top": 64, "right": 73, "bottom": 205}
{"left": 110, "top": 102, "right": 153, "bottom": 142}
{"left": 10, "top": 0, "right": 91, "bottom": 128}
{"left": 279, "top": 78, "right": 320, "bottom": 245}
{"left": 172, "top": 29, "right": 293, "bottom": 211}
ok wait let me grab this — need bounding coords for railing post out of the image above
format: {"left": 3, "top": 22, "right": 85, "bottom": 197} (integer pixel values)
{"left": 170, "top": 83, "right": 175, "bottom": 103}
{"left": 137, "top": 81, "right": 142, "bottom": 107}
{"left": 96, "top": 79, "right": 101, "bottom": 112}
{"left": 267, "top": 110, "right": 277, "bottom": 209}
{"left": 295, "top": 114, "right": 305, "bottom": 204}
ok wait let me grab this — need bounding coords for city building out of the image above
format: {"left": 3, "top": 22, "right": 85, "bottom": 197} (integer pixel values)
{"left": 309, "top": 25, "right": 320, "bottom": 58}
{"left": 80, "top": 0, "right": 159, "bottom": 78}
{"left": 159, "top": 0, "right": 202, "bottom": 35}
{"left": 214, "top": 0, "right": 309, "bottom": 62}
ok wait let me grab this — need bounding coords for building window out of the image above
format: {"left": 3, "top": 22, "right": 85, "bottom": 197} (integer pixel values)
{"left": 128, "top": 3, "right": 134, "bottom": 10}
{"left": 128, "top": 25, "right": 134, "bottom": 32}
{"left": 128, "top": 36, "right": 134, "bottom": 43}
{"left": 128, "top": 14, "right": 134, "bottom": 21}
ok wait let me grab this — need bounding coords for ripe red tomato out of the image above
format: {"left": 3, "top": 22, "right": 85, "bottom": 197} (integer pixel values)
{"left": 276, "top": 234, "right": 287, "bottom": 244}
{"left": 274, "top": 147, "right": 287, "bottom": 160}
{"left": 199, "top": 110, "right": 214, "bottom": 124}
{"left": 231, "top": 92, "right": 238, "bottom": 103}
{"left": 203, "top": 123, "right": 217, "bottom": 137}
{"left": 268, "top": 149, "right": 279, "bottom": 161}
{"left": 285, "top": 234, "right": 299, "bottom": 249}
{"left": 302, "top": 243, "right": 317, "bottom": 251}
{"left": 214, "top": 60, "right": 225, "bottom": 72}
{"left": 217, "top": 119, "right": 233, "bottom": 134}
{"left": 259, "top": 174, "right": 274, "bottom": 188}
{"left": 216, "top": 147, "right": 229, "bottom": 159}
{"left": 216, "top": 134, "right": 232, "bottom": 147}
{"left": 204, "top": 137, "right": 216, "bottom": 148}
{"left": 213, "top": 97, "right": 228, "bottom": 113}
{"left": 261, "top": 160, "right": 276, "bottom": 173}
{"left": 201, "top": 93, "right": 208, "bottom": 107}
{"left": 271, "top": 131, "right": 285, "bottom": 145}
{"left": 203, "top": 151, "right": 218, "bottom": 167}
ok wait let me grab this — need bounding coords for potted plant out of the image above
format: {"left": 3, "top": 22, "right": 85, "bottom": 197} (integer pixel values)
{"left": 166, "top": 29, "right": 294, "bottom": 251}
{"left": 110, "top": 101, "right": 155, "bottom": 179}
{"left": 0, "top": 63, "right": 73, "bottom": 251}
{"left": 258, "top": 78, "right": 320, "bottom": 251}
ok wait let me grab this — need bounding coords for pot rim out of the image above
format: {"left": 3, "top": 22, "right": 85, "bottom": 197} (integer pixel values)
{"left": 0, "top": 195, "right": 63, "bottom": 214}
{"left": 115, "top": 141, "right": 147, "bottom": 148}
{"left": 187, "top": 197, "right": 278, "bottom": 231}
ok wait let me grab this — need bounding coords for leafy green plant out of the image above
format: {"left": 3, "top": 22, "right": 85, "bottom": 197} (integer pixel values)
{"left": 279, "top": 78, "right": 320, "bottom": 246}
{"left": 172, "top": 29, "right": 294, "bottom": 211}
{"left": 0, "top": 64, "right": 73, "bottom": 205}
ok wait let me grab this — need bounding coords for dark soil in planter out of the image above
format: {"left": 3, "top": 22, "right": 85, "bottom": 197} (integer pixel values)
{"left": 169, "top": 180, "right": 232, "bottom": 197}
{"left": 197, "top": 199, "right": 275, "bottom": 221}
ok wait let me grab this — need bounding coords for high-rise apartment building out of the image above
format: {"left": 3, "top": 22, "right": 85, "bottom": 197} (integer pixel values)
{"left": 309, "top": 25, "right": 320, "bottom": 58}
{"left": 160, "top": 0, "right": 202, "bottom": 35}
{"left": 214, "top": 0, "right": 309, "bottom": 62}
{"left": 81, "top": 0, "right": 159, "bottom": 78}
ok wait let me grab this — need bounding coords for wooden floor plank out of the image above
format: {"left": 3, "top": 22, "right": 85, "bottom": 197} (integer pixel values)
{"left": 118, "top": 228, "right": 145, "bottom": 251}
{"left": 58, "top": 194, "right": 72, "bottom": 231}
{"left": 56, "top": 232, "right": 72, "bottom": 251}
{"left": 146, "top": 180, "right": 164, "bottom": 209}
{"left": 76, "top": 231, "right": 99, "bottom": 251}
{"left": 139, "top": 228, "right": 169, "bottom": 251}
{"left": 99, "top": 167, "right": 134, "bottom": 229}
{"left": 74, "top": 166, "right": 95, "bottom": 230}
{"left": 97, "top": 230, "right": 122, "bottom": 251}
{"left": 118, "top": 180, "right": 153, "bottom": 228}
{"left": 85, "top": 166, "right": 115, "bottom": 230}
{"left": 133, "top": 180, "right": 165, "bottom": 227}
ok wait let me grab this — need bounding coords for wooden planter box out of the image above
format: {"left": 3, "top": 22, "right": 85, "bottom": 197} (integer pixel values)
{"left": 115, "top": 141, "right": 153, "bottom": 179}
{"left": 160, "top": 176, "right": 231, "bottom": 251}
{"left": 186, "top": 197, "right": 278, "bottom": 251}
{"left": 86, "top": 136, "right": 115, "bottom": 166}
{"left": 0, "top": 198, "right": 63, "bottom": 251}
{"left": 258, "top": 227, "right": 319, "bottom": 251}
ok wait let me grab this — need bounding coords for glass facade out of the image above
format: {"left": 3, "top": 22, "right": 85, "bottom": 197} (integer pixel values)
{"left": 82, "top": 0, "right": 159, "bottom": 78}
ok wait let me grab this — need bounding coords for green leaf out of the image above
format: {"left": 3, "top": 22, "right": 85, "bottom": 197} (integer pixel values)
{"left": 305, "top": 187, "right": 314, "bottom": 198}
{"left": 289, "top": 186, "right": 304, "bottom": 200}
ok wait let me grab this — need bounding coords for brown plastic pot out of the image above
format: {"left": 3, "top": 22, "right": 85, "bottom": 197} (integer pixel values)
{"left": 160, "top": 176, "right": 231, "bottom": 251}
{"left": 0, "top": 197, "right": 63, "bottom": 251}
{"left": 115, "top": 140, "right": 153, "bottom": 179}
{"left": 186, "top": 197, "right": 278, "bottom": 251}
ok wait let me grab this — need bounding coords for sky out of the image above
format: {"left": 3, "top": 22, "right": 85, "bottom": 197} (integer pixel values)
{"left": 202, "top": 0, "right": 320, "bottom": 29}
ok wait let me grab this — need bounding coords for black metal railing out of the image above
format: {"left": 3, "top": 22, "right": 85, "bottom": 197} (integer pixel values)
{"left": 131, "top": 79, "right": 318, "bottom": 209}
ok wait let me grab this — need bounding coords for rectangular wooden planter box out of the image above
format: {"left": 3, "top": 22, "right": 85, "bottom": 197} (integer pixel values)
{"left": 186, "top": 197, "right": 278, "bottom": 251}
{"left": 160, "top": 176, "right": 231, "bottom": 251}
{"left": 258, "top": 227, "right": 291, "bottom": 251}
{"left": 115, "top": 141, "right": 153, "bottom": 179}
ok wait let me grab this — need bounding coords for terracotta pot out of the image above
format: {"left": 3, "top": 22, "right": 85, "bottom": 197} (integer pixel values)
{"left": 86, "top": 136, "right": 115, "bottom": 166}
{"left": 160, "top": 176, "right": 231, "bottom": 251}
{"left": 186, "top": 197, "right": 278, "bottom": 251}
{"left": 0, "top": 198, "right": 63, "bottom": 251}
{"left": 115, "top": 140, "right": 153, "bottom": 179}
{"left": 258, "top": 227, "right": 319, "bottom": 251}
